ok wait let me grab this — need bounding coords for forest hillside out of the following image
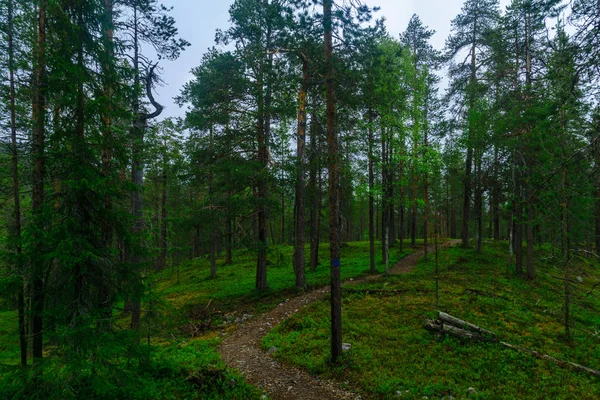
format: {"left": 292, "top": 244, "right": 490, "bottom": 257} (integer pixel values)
{"left": 1, "top": 0, "right": 599, "bottom": 399}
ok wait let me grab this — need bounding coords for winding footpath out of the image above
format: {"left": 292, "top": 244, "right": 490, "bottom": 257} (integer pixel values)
{"left": 219, "top": 240, "right": 461, "bottom": 400}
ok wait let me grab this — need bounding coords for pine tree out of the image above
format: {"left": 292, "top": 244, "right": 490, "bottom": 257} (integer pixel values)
{"left": 446, "top": 0, "right": 500, "bottom": 249}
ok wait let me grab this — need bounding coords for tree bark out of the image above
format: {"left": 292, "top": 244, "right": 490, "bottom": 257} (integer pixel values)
{"left": 309, "top": 111, "right": 320, "bottom": 271}
{"left": 381, "top": 125, "right": 389, "bottom": 271}
{"left": 462, "top": 27, "right": 478, "bottom": 249}
{"left": 292, "top": 55, "right": 309, "bottom": 289}
{"left": 8, "top": 0, "right": 26, "bottom": 366}
{"left": 158, "top": 156, "right": 168, "bottom": 271}
{"left": 526, "top": 167, "right": 535, "bottom": 280}
{"left": 255, "top": 1, "right": 272, "bottom": 290}
{"left": 368, "top": 111, "right": 376, "bottom": 273}
{"left": 98, "top": 0, "right": 115, "bottom": 331}
{"left": 31, "top": 0, "right": 47, "bottom": 361}
{"left": 475, "top": 152, "right": 483, "bottom": 252}
{"left": 324, "top": 0, "right": 342, "bottom": 363}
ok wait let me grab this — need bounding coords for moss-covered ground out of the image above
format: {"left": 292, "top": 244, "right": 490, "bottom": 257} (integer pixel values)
{"left": 263, "top": 241, "right": 600, "bottom": 399}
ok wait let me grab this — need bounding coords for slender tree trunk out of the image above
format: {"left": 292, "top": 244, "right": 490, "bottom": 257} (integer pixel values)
{"left": 463, "top": 34, "right": 478, "bottom": 249}
{"left": 398, "top": 202, "right": 404, "bottom": 252}
{"left": 475, "top": 153, "right": 483, "bottom": 252}
{"left": 226, "top": 210, "right": 233, "bottom": 264}
{"left": 389, "top": 143, "right": 395, "bottom": 245}
{"left": 256, "top": 78, "right": 268, "bottom": 289}
{"left": 31, "top": 0, "right": 47, "bottom": 361}
{"left": 514, "top": 156, "right": 523, "bottom": 276}
{"left": 8, "top": 0, "right": 26, "bottom": 366}
{"left": 309, "top": 111, "right": 320, "bottom": 271}
{"left": 526, "top": 165, "right": 535, "bottom": 280}
{"left": 423, "top": 123, "right": 429, "bottom": 258}
{"left": 596, "top": 187, "right": 600, "bottom": 253}
{"left": 562, "top": 167, "right": 570, "bottom": 337}
{"left": 293, "top": 55, "right": 309, "bottom": 289}
{"left": 158, "top": 158, "right": 168, "bottom": 271}
{"left": 71, "top": 6, "right": 87, "bottom": 341}
{"left": 98, "top": 0, "right": 115, "bottom": 330}
{"left": 324, "top": 0, "right": 342, "bottom": 362}
{"left": 381, "top": 125, "right": 389, "bottom": 267}
{"left": 368, "top": 111, "right": 376, "bottom": 273}
{"left": 255, "top": 2, "right": 273, "bottom": 289}
{"left": 128, "top": 4, "right": 143, "bottom": 331}
{"left": 411, "top": 171, "right": 417, "bottom": 247}
{"left": 493, "top": 146, "right": 500, "bottom": 240}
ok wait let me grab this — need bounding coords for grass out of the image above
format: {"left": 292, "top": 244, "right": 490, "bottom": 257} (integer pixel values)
{"left": 262, "top": 241, "right": 600, "bottom": 399}
{"left": 0, "top": 240, "right": 413, "bottom": 399}
{"left": 0, "top": 310, "right": 19, "bottom": 366}
{"left": 154, "top": 240, "right": 414, "bottom": 323}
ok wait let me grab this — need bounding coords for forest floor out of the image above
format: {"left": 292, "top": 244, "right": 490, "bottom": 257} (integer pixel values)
{"left": 218, "top": 240, "right": 461, "bottom": 400}
{"left": 263, "top": 242, "right": 600, "bottom": 399}
{"left": 2, "top": 240, "right": 600, "bottom": 399}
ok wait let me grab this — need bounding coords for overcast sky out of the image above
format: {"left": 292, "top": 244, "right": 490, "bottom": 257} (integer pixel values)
{"left": 158, "top": 0, "right": 512, "bottom": 121}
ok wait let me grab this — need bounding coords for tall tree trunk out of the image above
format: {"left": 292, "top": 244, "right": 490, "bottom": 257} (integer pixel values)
{"left": 526, "top": 165, "right": 535, "bottom": 280}
{"left": 128, "top": 10, "right": 163, "bottom": 328}
{"left": 475, "top": 152, "right": 483, "bottom": 253}
{"left": 309, "top": 111, "right": 320, "bottom": 271}
{"left": 72, "top": 5, "right": 87, "bottom": 339}
{"left": 158, "top": 157, "right": 168, "bottom": 271}
{"left": 226, "top": 210, "right": 233, "bottom": 264}
{"left": 562, "top": 167, "right": 570, "bottom": 337}
{"left": 368, "top": 111, "right": 376, "bottom": 273}
{"left": 293, "top": 55, "right": 309, "bottom": 289}
{"left": 256, "top": 73, "right": 269, "bottom": 288}
{"left": 388, "top": 142, "right": 395, "bottom": 245}
{"left": 514, "top": 157, "right": 524, "bottom": 276}
{"left": 411, "top": 171, "right": 417, "bottom": 247}
{"left": 324, "top": 0, "right": 342, "bottom": 363}
{"left": 8, "top": 0, "right": 26, "bottom": 366}
{"left": 98, "top": 0, "right": 115, "bottom": 331}
{"left": 128, "top": 4, "right": 143, "bottom": 331}
{"left": 31, "top": 0, "right": 47, "bottom": 361}
{"left": 423, "top": 122, "right": 429, "bottom": 258}
{"left": 462, "top": 32, "right": 478, "bottom": 249}
{"left": 493, "top": 146, "right": 500, "bottom": 240}
{"left": 381, "top": 125, "right": 389, "bottom": 268}
{"left": 256, "top": 0, "right": 273, "bottom": 290}
{"left": 398, "top": 201, "right": 404, "bottom": 252}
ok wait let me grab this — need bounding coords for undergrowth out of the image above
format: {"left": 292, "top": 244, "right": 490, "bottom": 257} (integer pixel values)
{"left": 0, "top": 240, "right": 412, "bottom": 399}
{"left": 263, "top": 241, "right": 600, "bottom": 399}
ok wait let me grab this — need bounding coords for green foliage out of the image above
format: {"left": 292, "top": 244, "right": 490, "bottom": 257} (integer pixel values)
{"left": 156, "top": 241, "right": 414, "bottom": 317}
{"left": 0, "top": 336, "right": 260, "bottom": 400}
{"left": 263, "top": 242, "right": 600, "bottom": 399}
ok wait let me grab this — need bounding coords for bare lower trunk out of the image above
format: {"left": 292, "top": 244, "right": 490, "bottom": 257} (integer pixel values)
{"left": 158, "top": 167, "right": 168, "bottom": 270}
{"left": 526, "top": 178, "right": 535, "bottom": 280}
{"left": 292, "top": 56, "right": 309, "bottom": 289}
{"left": 309, "top": 112, "right": 320, "bottom": 271}
{"left": 462, "top": 146, "right": 473, "bottom": 249}
{"left": 8, "top": 0, "right": 26, "bottom": 365}
{"left": 226, "top": 212, "right": 233, "bottom": 264}
{"left": 324, "top": 0, "right": 342, "bottom": 363}
{"left": 31, "top": 0, "right": 47, "bottom": 361}
{"left": 368, "top": 111, "right": 376, "bottom": 273}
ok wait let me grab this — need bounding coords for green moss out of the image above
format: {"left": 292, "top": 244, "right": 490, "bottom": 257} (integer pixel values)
{"left": 263, "top": 242, "right": 600, "bottom": 399}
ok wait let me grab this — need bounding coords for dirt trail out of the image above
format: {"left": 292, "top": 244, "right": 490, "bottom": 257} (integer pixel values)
{"left": 219, "top": 240, "right": 461, "bottom": 400}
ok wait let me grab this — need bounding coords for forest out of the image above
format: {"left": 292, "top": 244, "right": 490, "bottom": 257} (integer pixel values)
{"left": 1, "top": 0, "right": 600, "bottom": 398}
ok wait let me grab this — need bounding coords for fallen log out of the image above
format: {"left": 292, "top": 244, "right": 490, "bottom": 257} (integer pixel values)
{"left": 424, "top": 313, "right": 600, "bottom": 378}
{"left": 343, "top": 288, "right": 430, "bottom": 295}
{"left": 438, "top": 312, "right": 497, "bottom": 338}
{"left": 500, "top": 341, "right": 600, "bottom": 378}
{"left": 424, "top": 319, "right": 486, "bottom": 341}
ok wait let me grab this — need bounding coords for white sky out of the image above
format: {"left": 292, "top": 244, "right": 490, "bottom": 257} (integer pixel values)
{"left": 158, "top": 0, "right": 512, "bottom": 120}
